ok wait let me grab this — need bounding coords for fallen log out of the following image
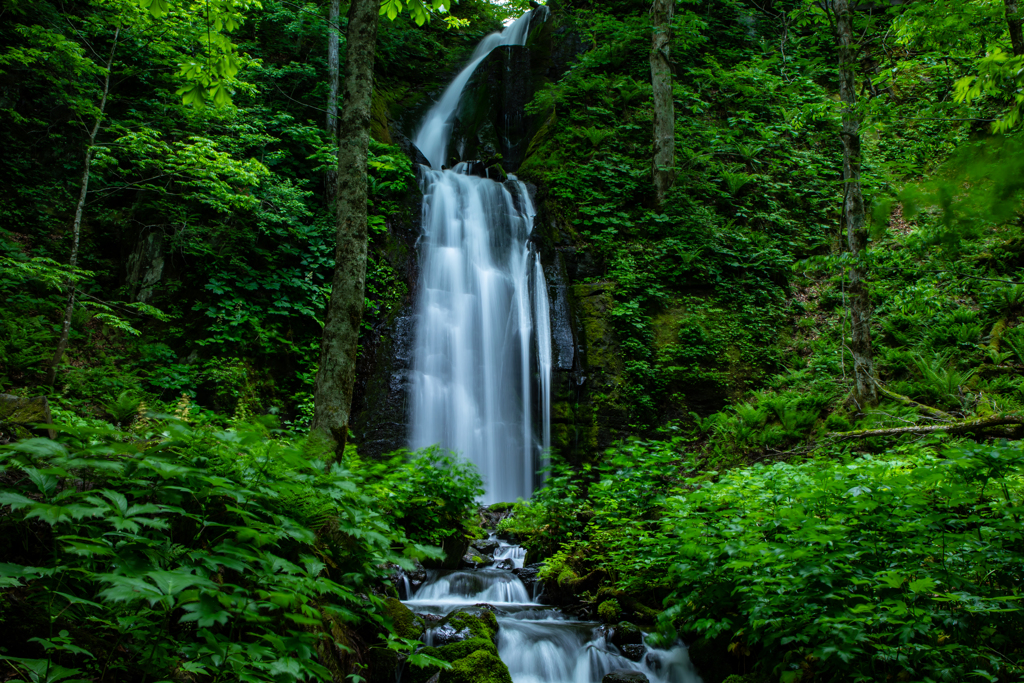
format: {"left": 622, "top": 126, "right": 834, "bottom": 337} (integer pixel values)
{"left": 875, "top": 384, "right": 954, "bottom": 421}
{"left": 830, "top": 413, "right": 1024, "bottom": 440}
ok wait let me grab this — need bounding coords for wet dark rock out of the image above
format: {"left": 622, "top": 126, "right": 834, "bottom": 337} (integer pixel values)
{"left": 429, "top": 623, "right": 472, "bottom": 646}
{"left": 460, "top": 552, "right": 494, "bottom": 569}
{"left": 410, "top": 143, "right": 431, "bottom": 167}
{"left": 493, "top": 558, "right": 515, "bottom": 570}
{"left": 620, "top": 644, "right": 646, "bottom": 662}
{"left": 511, "top": 563, "right": 542, "bottom": 590}
{"left": 471, "top": 539, "right": 500, "bottom": 555}
{"left": 496, "top": 530, "right": 521, "bottom": 544}
{"left": 423, "top": 536, "right": 470, "bottom": 570}
{"left": 610, "top": 621, "right": 643, "bottom": 647}
{"left": 602, "top": 670, "right": 648, "bottom": 683}
{"left": 473, "top": 602, "right": 510, "bottom": 616}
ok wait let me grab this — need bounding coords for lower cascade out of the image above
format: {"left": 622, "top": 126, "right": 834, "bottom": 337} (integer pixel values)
{"left": 408, "top": 11, "right": 551, "bottom": 505}
{"left": 400, "top": 536, "right": 702, "bottom": 683}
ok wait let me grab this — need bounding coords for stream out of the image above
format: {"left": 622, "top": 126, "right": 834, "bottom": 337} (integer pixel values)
{"left": 400, "top": 536, "right": 702, "bottom": 683}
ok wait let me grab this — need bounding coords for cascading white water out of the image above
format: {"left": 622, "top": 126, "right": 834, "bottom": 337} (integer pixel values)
{"left": 409, "top": 11, "right": 551, "bottom": 504}
{"left": 403, "top": 537, "right": 703, "bottom": 683}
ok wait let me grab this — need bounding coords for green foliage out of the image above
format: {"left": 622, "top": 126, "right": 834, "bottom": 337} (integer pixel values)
{"left": 0, "top": 419, "right": 478, "bottom": 682}
{"left": 655, "top": 441, "right": 1024, "bottom": 682}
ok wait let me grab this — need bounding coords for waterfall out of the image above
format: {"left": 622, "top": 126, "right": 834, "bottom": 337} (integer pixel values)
{"left": 409, "top": 11, "right": 552, "bottom": 504}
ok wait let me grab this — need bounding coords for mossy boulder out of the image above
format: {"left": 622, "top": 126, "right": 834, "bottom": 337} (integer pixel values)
{"left": 445, "top": 649, "right": 513, "bottom": 683}
{"left": 610, "top": 621, "right": 642, "bottom": 647}
{"left": 407, "top": 639, "right": 506, "bottom": 683}
{"left": 436, "top": 637, "right": 499, "bottom": 661}
{"left": 384, "top": 597, "right": 422, "bottom": 640}
{"left": 441, "top": 609, "right": 499, "bottom": 642}
{"left": 597, "top": 599, "right": 621, "bottom": 622}
{"left": 0, "top": 395, "right": 55, "bottom": 440}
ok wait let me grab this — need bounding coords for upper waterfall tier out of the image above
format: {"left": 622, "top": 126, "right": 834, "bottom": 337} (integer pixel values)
{"left": 412, "top": 11, "right": 534, "bottom": 169}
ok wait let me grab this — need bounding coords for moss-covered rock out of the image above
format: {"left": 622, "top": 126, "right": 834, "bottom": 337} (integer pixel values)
{"left": 445, "top": 649, "right": 513, "bottom": 683}
{"left": 597, "top": 599, "right": 621, "bottom": 622}
{"left": 441, "top": 610, "right": 499, "bottom": 643}
{"left": 436, "top": 637, "right": 499, "bottom": 661}
{"left": 0, "top": 394, "right": 55, "bottom": 440}
{"left": 384, "top": 597, "right": 422, "bottom": 640}
{"left": 610, "top": 621, "right": 642, "bottom": 647}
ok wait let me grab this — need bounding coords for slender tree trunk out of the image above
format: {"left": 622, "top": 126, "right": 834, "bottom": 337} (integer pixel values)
{"left": 45, "top": 28, "right": 119, "bottom": 387}
{"left": 311, "top": 0, "right": 378, "bottom": 451}
{"left": 325, "top": 0, "right": 340, "bottom": 199}
{"left": 834, "top": 0, "right": 877, "bottom": 407}
{"left": 650, "top": 0, "right": 675, "bottom": 206}
{"left": 1006, "top": 0, "right": 1024, "bottom": 56}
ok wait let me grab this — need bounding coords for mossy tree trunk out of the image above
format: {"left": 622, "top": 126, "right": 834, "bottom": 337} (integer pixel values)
{"left": 833, "top": 0, "right": 877, "bottom": 407}
{"left": 45, "top": 28, "right": 119, "bottom": 387}
{"left": 1006, "top": 0, "right": 1024, "bottom": 56}
{"left": 312, "top": 0, "right": 379, "bottom": 451}
{"left": 650, "top": 0, "right": 675, "bottom": 206}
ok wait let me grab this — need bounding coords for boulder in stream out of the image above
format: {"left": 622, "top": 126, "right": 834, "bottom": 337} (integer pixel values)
{"left": 471, "top": 539, "right": 500, "bottom": 555}
{"left": 610, "top": 621, "right": 643, "bottom": 647}
{"left": 445, "top": 649, "right": 513, "bottom": 683}
{"left": 460, "top": 552, "right": 494, "bottom": 569}
{"left": 440, "top": 609, "right": 499, "bottom": 642}
{"left": 602, "top": 671, "right": 649, "bottom": 683}
{"left": 620, "top": 644, "right": 646, "bottom": 662}
{"left": 510, "top": 562, "right": 542, "bottom": 591}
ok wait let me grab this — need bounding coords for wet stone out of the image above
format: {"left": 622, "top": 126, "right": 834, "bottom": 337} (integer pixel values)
{"left": 610, "top": 621, "right": 643, "bottom": 647}
{"left": 471, "top": 539, "right": 500, "bottom": 555}
{"left": 602, "top": 671, "right": 649, "bottom": 683}
{"left": 430, "top": 624, "right": 473, "bottom": 646}
{"left": 620, "top": 644, "right": 646, "bottom": 662}
{"left": 460, "top": 553, "right": 494, "bottom": 569}
{"left": 493, "top": 558, "right": 515, "bottom": 570}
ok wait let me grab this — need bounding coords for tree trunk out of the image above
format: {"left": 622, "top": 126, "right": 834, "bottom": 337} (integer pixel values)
{"left": 834, "top": 0, "right": 877, "bottom": 408}
{"left": 325, "top": 0, "right": 340, "bottom": 200}
{"left": 650, "top": 0, "right": 675, "bottom": 206}
{"left": 45, "top": 28, "right": 119, "bottom": 387}
{"left": 311, "top": 0, "right": 378, "bottom": 451}
{"left": 1006, "top": 0, "right": 1024, "bottom": 56}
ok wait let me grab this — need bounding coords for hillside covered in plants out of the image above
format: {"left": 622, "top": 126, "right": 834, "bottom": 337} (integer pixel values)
{"left": 2, "top": 0, "right": 1024, "bottom": 680}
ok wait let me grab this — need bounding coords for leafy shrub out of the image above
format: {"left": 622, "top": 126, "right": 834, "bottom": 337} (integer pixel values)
{"left": 655, "top": 442, "right": 1024, "bottom": 683}
{"left": 0, "top": 419, "right": 458, "bottom": 682}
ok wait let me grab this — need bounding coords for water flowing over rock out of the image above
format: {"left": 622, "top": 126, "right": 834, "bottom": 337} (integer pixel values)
{"left": 408, "top": 11, "right": 552, "bottom": 504}
{"left": 402, "top": 536, "right": 703, "bottom": 683}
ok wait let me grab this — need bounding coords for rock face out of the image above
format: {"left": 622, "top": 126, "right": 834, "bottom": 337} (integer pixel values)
{"left": 0, "top": 395, "right": 55, "bottom": 441}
